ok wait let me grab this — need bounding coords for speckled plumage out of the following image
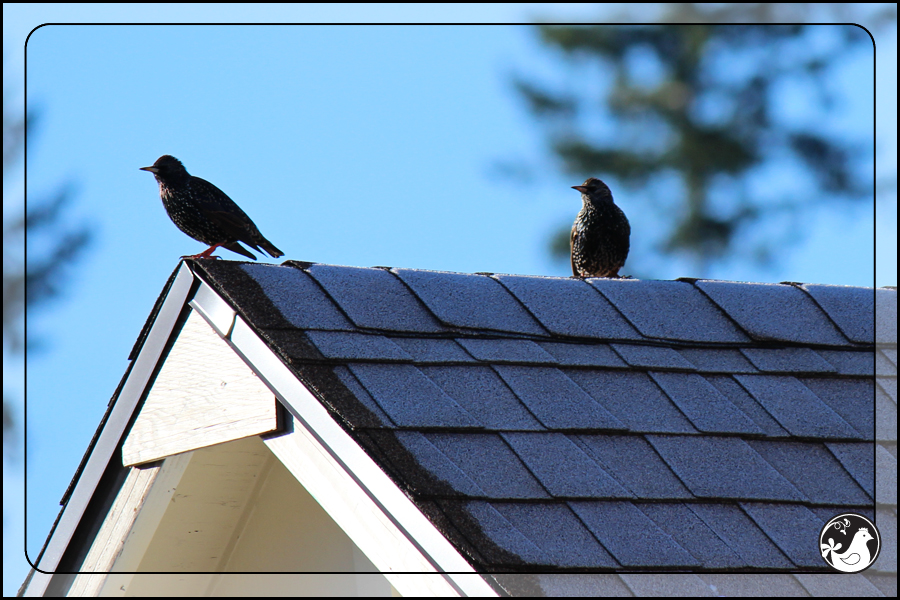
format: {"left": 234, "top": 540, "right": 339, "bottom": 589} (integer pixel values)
{"left": 570, "top": 177, "right": 630, "bottom": 278}
{"left": 140, "top": 155, "right": 283, "bottom": 260}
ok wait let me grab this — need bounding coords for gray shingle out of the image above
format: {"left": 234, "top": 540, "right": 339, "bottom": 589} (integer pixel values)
{"left": 801, "top": 283, "right": 875, "bottom": 344}
{"left": 194, "top": 261, "right": 888, "bottom": 575}
{"left": 871, "top": 507, "right": 897, "bottom": 573}
{"left": 240, "top": 263, "right": 354, "bottom": 330}
{"left": 491, "top": 503, "right": 619, "bottom": 568}
{"left": 387, "top": 337, "right": 476, "bottom": 363}
{"left": 330, "top": 366, "right": 395, "bottom": 427}
{"left": 394, "top": 269, "right": 546, "bottom": 335}
{"left": 741, "top": 347, "right": 837, "bottom": 374}
{"left": 877, "top": 377, "right": 896, "bottom": 403}
{"left": 638, "top": 503, "right": 746, "bottom": 569}
{"left": 618, "top": 574, "right": 715, "bottom": 597}
{"left": 347, "top": 364, "right": 479, "bottom": 428}
{"left": 800, "top": 378, "right": 875, "bottom": 440}
{"left": 865, "top": 573, "right": 899, "bottom": 598}
{"left": 590, "top": 279, "right": 749, "bottom": 343}
{"left": 447, "top": 501, "right": 549, "bottom": 565}
{"left": 611, "top": 344, "right": 697, "bottom": 370}
{"left": 826, "top": 442, "right": 875, "bottom": 499}
{"left": 875, "top": 288, "right": 897, "bottom": 345}
{"left": 647, "top": 435, "right": 806, "bottom": 502}
{"left": 649, "top": 372, "right": 763, "bottom": 435}
{"left": 817, "top": 350, "right": 875, "bottom": 376}
{"left": 569, "top": 501, "right": 700, "bottom": 568}
{"left": 676, "top": 348, "right": 758, "bottom": 374}
{"left": 740, "top": 502, "right": 825, "bottom": 568}
{"left": 688, "top": 504, "right": 795, "bottom": 569}
{"left": 809, "top": 505, "right": 875, "bottom": 524}
{"left": 566, "top": 370, "right": 698, "bottom": 434}
{"left": 502, "top": 432, "right": 631, "bottom": 498}
{"left": 538, "top": 342, "right": 628, "bottom": 367}
{"left": 304, "top": 331, "right": 412, "bottom": 361}
{"left": 389, "top": 431, "right": 485, "bottom": 496}
{"left": 704, "top": 376, "right": 790, "bottom": 437}
{"left": 259, "top": 329, "right": 324, "bottom": 362}
{"left": 425, "top": 433, "right": 550, "bottom": 499}
{"left": 697, "top": 574, "right": 808, "bottom": 597}
{"left": 794, "top": 574, "right": 885, "bottom": 597}
{"left": 696, "top": 280, "right": 848, "bottom": 345}
{"left": 876, "top": 384, "right": 897, "bottom": 442}
{"left": 420, "top": 366, "right": 544, "bottom": 431}
{"left": 575, "top": 435, "right": 693, "bottom": 499}
{"left": 536, "top": 574, "right": 631, "bottom": 596}
{"left": 306, "top": 264, "right": 444, "bottom": 333}
{"left": 494, "top": 274, "right": 642, "bottom": 340}
{"left": 875, "top": 445, "right": 897, "bottom": 505}
{"left": 747, "top": 441, "right": 871, "bottom": 505}
{"left": 495, "top": 366, "right": 626, "bottom": 430}
{"left": 735, "top": 375, "right": 860, "bottom": 439}
{"left": 876, "top": 350, "right": 895, "bottom": 376}
{"left": 456, "top": 338, "right": 556, "bottom": 364}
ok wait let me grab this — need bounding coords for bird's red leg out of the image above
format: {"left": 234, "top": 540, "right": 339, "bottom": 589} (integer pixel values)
{"left": 183, "top": 243, "right": 224, "bottom": 260}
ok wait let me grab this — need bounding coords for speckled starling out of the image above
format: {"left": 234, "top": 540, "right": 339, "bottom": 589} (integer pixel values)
{"left": 140, "top": 155, "right": 283, "bottom": 260}
{"left": 570, "top": 177, "right": 630, "bottom": 278}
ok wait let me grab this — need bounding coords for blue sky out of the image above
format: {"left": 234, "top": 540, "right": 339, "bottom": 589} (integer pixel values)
{"left": 4, "top": 4, "right": 896, "bottom": 593}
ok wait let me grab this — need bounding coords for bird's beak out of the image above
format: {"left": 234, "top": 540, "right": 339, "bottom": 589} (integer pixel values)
{"left": 140, "top": 166, "right": 158, "bottom": 173}
{"left": 572, "top": 185, "right": 588, "bottom": 193}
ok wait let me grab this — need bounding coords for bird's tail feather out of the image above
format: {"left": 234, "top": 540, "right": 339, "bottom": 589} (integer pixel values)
{"left": 223, "top": 241, "right": 258, "bottom": 260}
{"left": 260, "top": 238, "right": 284, "bottom": 258}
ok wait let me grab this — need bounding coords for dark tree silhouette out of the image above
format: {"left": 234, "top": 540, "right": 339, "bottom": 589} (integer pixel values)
{"left": 3, "top": 78, "right": 92, "bottom": 457}
{"left": 512, "top": 6, "right": 892, "bottom": 277}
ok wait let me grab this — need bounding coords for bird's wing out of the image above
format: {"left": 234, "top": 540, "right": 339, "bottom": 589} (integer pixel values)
{"left": 189, "top": 178, "right": 264, "bottom": 247}
{"left": 189, "top": 177, "right": 281, "bottom": 259}
{"left": 189, "top": 178, "right": 244, "bottom": 210}
{"left": 570, "top": 225, "right": 579, "bottom": 277}
{"left": 191, "top": 178, "right": 256, "bottom": 225}
{"left": 201, "top": 208, "right": 264, "bottom": 251}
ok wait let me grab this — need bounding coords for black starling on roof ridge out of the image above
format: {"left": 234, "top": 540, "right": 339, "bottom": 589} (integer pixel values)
{"left": 140, "top": 155, "right": 284, "bottom": 260}
{"left": 570, "top": 177, "right": 630, "bottom": 278}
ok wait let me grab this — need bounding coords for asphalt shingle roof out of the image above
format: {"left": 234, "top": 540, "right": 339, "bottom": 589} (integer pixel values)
{"left": 193, "top": 260, "right": 884, "bottom": 574}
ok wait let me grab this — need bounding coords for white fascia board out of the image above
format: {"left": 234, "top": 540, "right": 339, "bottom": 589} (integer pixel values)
{"left": 188, "top": 280, "right": 236, "bottom": 338}
{"left": 204, "top": 291, "right": 497, "bottom": 597}
{"left": 24, "top": 263, "right": 196, "bottom": 597}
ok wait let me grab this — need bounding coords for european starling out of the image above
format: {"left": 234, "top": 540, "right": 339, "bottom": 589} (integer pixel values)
{"left": 570, "top": 177, "right": 630, "bottom": 278}
{"left": 140, "top": 155, "right": 283, "bottom": 260}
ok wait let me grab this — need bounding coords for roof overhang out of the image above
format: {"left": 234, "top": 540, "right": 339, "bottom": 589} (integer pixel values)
{"left": 23, "top": 262, "right": 497, "bottom": 597}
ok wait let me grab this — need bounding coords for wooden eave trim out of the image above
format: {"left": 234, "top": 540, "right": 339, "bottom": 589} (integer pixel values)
{"left": 23, "top": 263, "right": 196, "bottom": 597}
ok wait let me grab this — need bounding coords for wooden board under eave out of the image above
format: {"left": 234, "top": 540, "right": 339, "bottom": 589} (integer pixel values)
{"left": 122, "top": 308, "right": 281, "bottom": 467}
